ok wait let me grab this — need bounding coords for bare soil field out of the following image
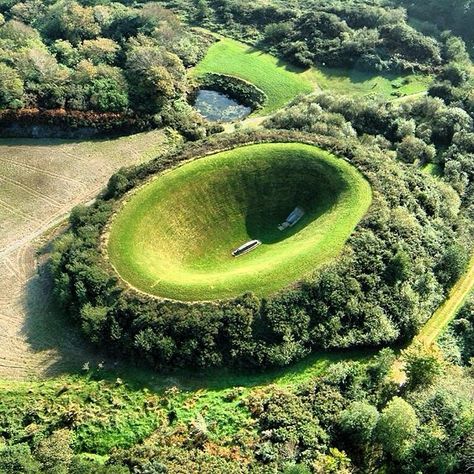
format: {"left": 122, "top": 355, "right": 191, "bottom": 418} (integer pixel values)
{"left": 0, "top": 131, "right": 176, "bottom": 379}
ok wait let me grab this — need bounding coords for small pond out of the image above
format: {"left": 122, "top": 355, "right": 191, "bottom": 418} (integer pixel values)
{"left": 193, "top": 89, "right": 252, "bottom": 122}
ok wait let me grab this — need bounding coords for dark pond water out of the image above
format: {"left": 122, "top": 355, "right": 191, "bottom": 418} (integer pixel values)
{"left": 194, "top": 89, "right": 252, "bottom": 122}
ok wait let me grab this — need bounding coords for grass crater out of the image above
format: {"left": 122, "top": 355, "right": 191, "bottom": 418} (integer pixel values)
{"left": 107, "top": 143, "right": 372, "bottom": 301}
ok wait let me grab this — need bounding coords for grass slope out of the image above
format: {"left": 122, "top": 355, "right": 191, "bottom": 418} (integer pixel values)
{"left": 108, "top": 143, "right": 372, "bottom": 301}
{"left": 191, "top": 37, "right": 316, "bottom": 115}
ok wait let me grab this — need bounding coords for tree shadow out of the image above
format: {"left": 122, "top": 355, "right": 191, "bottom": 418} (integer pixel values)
{"left": 0, "top": 135, "right": 133, "bottom": 148}
{"left": 243, "top": 44, "right": 307, "bottom": 75}
{"left": 22, "top": 247, "right": 110, "bottom": 378}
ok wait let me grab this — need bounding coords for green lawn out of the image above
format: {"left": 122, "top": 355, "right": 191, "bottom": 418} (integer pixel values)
{"left": 311, "top": 66, "right": 432, "bottom": 98}
{"left": 107, "top": 143, "right": 372, "bottom": 301}
{"left": 191, "top": 37, "right": 316, "bottom": 115}
{"left": 191, "top": 37, "right": 432, "bottom": 114}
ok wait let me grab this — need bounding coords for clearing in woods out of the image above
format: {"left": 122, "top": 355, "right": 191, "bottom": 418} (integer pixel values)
{"left": 191, "top": 37, "right": 317, "bottom": 115}
{"left": 192, "top": 37, "right": 432, "bottom": 116}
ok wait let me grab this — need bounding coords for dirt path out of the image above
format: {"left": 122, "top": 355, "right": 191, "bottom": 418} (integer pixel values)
{"left": 0, "top": 131, "right": 177, "bottom": 379}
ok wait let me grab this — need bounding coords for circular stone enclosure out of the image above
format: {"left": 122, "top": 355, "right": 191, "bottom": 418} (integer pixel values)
{"left": 107, "top": 143, "right": 372, "bottom": 301}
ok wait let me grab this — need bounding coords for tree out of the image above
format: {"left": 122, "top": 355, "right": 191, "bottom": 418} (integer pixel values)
{"left": 339, "top": 401, "right": 379, "bottom": 445}
{"left": 79, "top": 38, "right": 120, "bottom": 65}
{"left": 125, "top": 46, "right": 186, "bottom": 113}
{"left": 80, "top": 303, "right": 109, "bottom": 342}
{"left": 312, "top": 448, "right": 352, "bottom": 474}
{"left": 69, "top": 456, "right": 130, "bottom": 473}
{"left": 458, "top": 432, "right": 474, "bottom": 474}
{"left": 0, "top": 63, "right": 23, "bottom": 108}
{"left": 436, "top": 243, "right": 468, "bottom": 287}
{"left": 401, "top": 342, "right": 444, "bottom": 389}
{"left": 397, "top": 136, "right": 436, "bottom": 164}
{"left": 10, "top": 0, "right": 46, "bottom": 25}
{"left": 0, "top": 444, "right": 40, "bottom": 474}
{"left": 264, "top": 22, "right": 294, "bottom": 43}
{"left": 439, "top": 63, "right": 469, "bottom": 87}
{"left": 442, "top": 34, "right": 470, "bottom": 63}
{"left": 51, "top": 39, "right": 80, "bottom": 67}
{"left": 385, "top": 248, "right": 411, "bottom": 284}
{"left": 376, "top": 397, "right": 419, "bottom": 460}
{"left": 34, "top": 429, "right": 73, "bottom": 473}
{"left": 105, "top": 169, "right": 130, "bottom": 198}
{"left": 88, "top": 76, "right": 128, "bottom": 112}
{"left": 192, "top": 0, "right": 212, "bottom": 25}
{"left": 42, "top": 1, "right": 100, "bottom": 44}
{"left": 379, "top": 23, "right": 441, "bottom": 64}
{"left": 366, "top": 348, "right": 396, "bottom": 388}
{"left": 283, "top": 463, "right": 311, "bottom": 474}
{"left": 433, "top": 106, "right": 473, "bottom": 144}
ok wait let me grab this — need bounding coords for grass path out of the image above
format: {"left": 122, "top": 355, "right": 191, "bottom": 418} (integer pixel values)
{"left": 392, "top": 251, "right": 474, "bottom": 382}
{"left": 418, "top": 253, "right": 474, "bottom": 346}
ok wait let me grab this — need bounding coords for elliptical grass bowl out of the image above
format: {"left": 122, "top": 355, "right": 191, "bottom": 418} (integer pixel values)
{"left": 107, "top": 143, "right": 372, "bottom": 301}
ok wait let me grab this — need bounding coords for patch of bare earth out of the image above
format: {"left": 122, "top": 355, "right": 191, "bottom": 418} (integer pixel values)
{"left": 0, "top": 131, "right": 177, "bottom": 379}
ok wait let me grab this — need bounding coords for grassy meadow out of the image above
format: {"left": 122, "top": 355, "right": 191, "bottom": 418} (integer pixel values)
{"left": 191, "top": 37, "right": 432, "bottom": 115}
{"left": 311, "top": 66, "right": 432, "bottom": 98}
{"left": 191, "top": 37, "right": 317, "bottom": 114}
{"left": 107, "top": 143, "right": 372, "bottom": 301}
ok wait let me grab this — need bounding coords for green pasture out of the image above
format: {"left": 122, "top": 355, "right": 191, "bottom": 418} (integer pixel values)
{"left": 311, "top": 66, "right": 432, "bottom": 98}
{"left": 191, "top": 37, "right": 316, "bottom": 114}
{"left": 107, "top": 143, "right": 372, "bottom": 301}
{"left": 191, "top": 37, "right": 431, "bottom": 115}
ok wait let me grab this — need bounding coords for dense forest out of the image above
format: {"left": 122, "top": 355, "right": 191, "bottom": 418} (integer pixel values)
{"left": 0, "top": 0, "right": 223, "bottom": 136}
{"left": 399, "top": 0, "right": 474, "bottom": 46}
{"left": 0, "top": 0, "right": 209, "bottom": 112}
{"left": 160, "top": 0, "right": 466, "bottom": 71}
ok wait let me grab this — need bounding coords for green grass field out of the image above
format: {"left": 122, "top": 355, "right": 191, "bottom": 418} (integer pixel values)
{"left": 191, "top": 37, "right": 316, "bottom": 115}
{"left": 191, "top": 37, "right": 432, "bottom": 115}
{"left": 107, "top": 143, "right": 372, "bottom": 301}
{"left": 311, "top": 66, "right": 432, "bottom": 98}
